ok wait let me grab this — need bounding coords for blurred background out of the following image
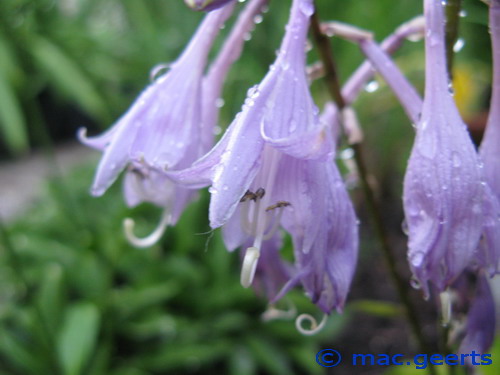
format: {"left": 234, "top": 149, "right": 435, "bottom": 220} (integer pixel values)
{"left": 0, "top": 0, "right": 498, "bottom": 374}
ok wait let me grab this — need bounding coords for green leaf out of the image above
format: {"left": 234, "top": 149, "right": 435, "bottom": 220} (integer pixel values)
{"left": 36, "top": 263, "right": 65, "bottom": 333}
{"left": 0, "top": 68, "right": 28, "bottom": 154}
{"left": 30, "top": 36, "right": 109, "bottom": 121}
{"left": 245, "top": 335, "right": 292, "bottom": 375}
{"left": 57, "top": 302, "right": 100, "bottom": 375}
{"left": 0, "top": 327, "right": 45, "bottom": 374}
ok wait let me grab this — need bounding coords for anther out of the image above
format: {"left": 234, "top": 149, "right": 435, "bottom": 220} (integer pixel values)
{"left": 240, "top": 189, "right": 256, "bottom": 202}
{"left": 123, "top": 210, "right": 171, "bottom": 248}
{"left": 265, "top": 201, "right": 291, "bottom": 212}
{"left": 439, "top": 289, "right": 453, "bottom": 327}
{"left": 240, "top": 246, "right": 260, "bottom": 288}
{"left": 254, "top": 187, "right": 265, "bottom": 200}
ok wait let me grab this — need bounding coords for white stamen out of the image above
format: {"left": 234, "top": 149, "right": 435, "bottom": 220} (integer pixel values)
{"left": 262, "top": 207, "right": 285, "bottom": 241}
{"left": 123, "top": 210, "right": 171, "bottom": 248}
{"left": 295, "top": 313, "right": 328, "bottom": 336}
{"left": 240, "top": 246, "right": 260, "bottom": 288}
{"left": 439, "top": 289, "right": 452, "bottom": 327}
{"left": 261, "top": 302, "right": 297, "bottom": 322}
{"left": 240, "top": 200, "right": 253, "bottom": 235}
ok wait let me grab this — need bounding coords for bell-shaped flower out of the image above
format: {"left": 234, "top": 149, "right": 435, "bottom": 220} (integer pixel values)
{"left": 80, "top": 6, "right": 233, "bottom": 197}
{"left": 169, "top": 0, "right": 358, "bottom": 314}
{"left": 79, "top": 5, "right": 240, "bottom": 246}
{"left": 403, "top": 0, "right": 485, "bottom": 296}
{"left": 185, "top": 0, "right": 236, "bottom": 12}
{"left": 479, "top": 0, "right": 500, "bottom": 273}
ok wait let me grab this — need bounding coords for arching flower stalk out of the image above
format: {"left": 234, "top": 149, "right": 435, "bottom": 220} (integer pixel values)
{"left": 170, "top": 0, "right": 358, "bottom": 322}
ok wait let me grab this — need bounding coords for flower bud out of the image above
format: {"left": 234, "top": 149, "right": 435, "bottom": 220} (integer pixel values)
{"left": 184, "top": 0, "right": 235, "bottom": 12}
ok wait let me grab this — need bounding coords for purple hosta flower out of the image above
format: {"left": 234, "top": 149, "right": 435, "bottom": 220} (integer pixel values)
{"left": 403, "top": 0, "right": 486, "bottom": 296}
{"left": 479, "top": 0, "right": 500, "bottom": 273}
{"left": 185, "top": 0, "right": 235, "bottom": 12}
{"left": 458, "top": 275, "right": 496, "bottom": 362}
{"left": 79, "top": 6, "right": 234, "bottom": 246}
{"left": 170, "top": 0, "right": 358, "bottom": 314}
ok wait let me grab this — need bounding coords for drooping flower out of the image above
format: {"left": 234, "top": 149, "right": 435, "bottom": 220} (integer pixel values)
{"left": 402, "top": 0, "right": 486, "bottom": 296}
{"left": 170, "top": 0, "right": 358, "bottom": 314}
{"left": 478, "top": 0, "right": 500, "bottom": 273}
{"left": 79, "top": 1, "right": 270, "bottom": 246}
{"left": 80, "top": 6, "right": 233, "bottom": 197}
{"left": 185, "top": 0, "right": 236, "bottom": 12}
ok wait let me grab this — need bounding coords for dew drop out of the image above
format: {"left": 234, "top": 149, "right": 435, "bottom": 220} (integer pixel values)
{"left": 222, "top": 185, "right": 229, "bottom": 191}
{"left": 459, "top": 9, "right": 467, "bottom": 17}
{"left": 364, "top": 80, "right": 379, "bottom": 93}
{"left": 243, "top": 32, "right": 252, "bottom": 41}
{"left": 340, "top": 148, "right": 354, "bottom": 160}
{"left": 410, "top": 276, "right": 421, "bottom": 290}
{"left": 213, "top": 126, "right": 222, "bottom": 135}
{"left": 253, "top": 14, "right": 263, "bottom": 24}
{"left": 149, "top": 63, "right": 170, "bottom": 83}
{"left": 401, "top": 219, "right": 409, "bottom": 235}
{"left": 447, "top": 82, "right": 455, "bottom": 95}
{"left": 453, "top": 38, "right": 465, "bottom": 53}
{"left": 246, "top": 85, "right": 260, "bottom": 98}
{"left": 215, "top": 98, "right": 225, "bottom": 108}
{"left": 208, "top": 187, "right": 218, "bottom": 194}
{"left": 411, "top": 250, "right": 425, "bottom": 265}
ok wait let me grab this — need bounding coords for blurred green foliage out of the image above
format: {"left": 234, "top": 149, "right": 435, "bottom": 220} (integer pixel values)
{"left": 0, "top": 0, "right": 496, "bottom": 374}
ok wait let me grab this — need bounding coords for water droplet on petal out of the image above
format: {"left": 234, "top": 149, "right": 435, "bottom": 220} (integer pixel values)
{"left": 208, "top": 187, "right": 218, "bottom": 194}
{"left": 411, "top": 251, "right": 425, "bottom": 266}
{"left": 222, "top": 185, "right": 229, "bottom": 191}
{"left": 243, "top": 32, "right": 252, "bottom": 41}
{"left": 459, "top": 9, "right": 467, "bottom": 17}
{"left": 215, "top": 98, "right": 225, "bottom": 108}
{"left": 410, "top": 276, "right": 421, "bottom": 290}
{"left": 253, "top": 14, "right": 263, "bottom": 24}
{"left": 401, "top": 219, "right": 409, "bottom": 235}
{"left": 149, "top": 63, "right": 170, "bottom": 83}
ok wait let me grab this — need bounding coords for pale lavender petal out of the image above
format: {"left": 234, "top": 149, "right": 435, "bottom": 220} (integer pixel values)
{"left": 222, "top": 205, "right": 249, "bottom": 251}
{"left": 481, "top": 0, "right": 500, "bottom": 200}
{"left": 77, "top": 126, "right": 119, "bottom": 151}
{"left": 185, "top": 0, "right": 236, "bottom": 12}
{"left": 208, "top": 96, "right": 269, "bottom": 228}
